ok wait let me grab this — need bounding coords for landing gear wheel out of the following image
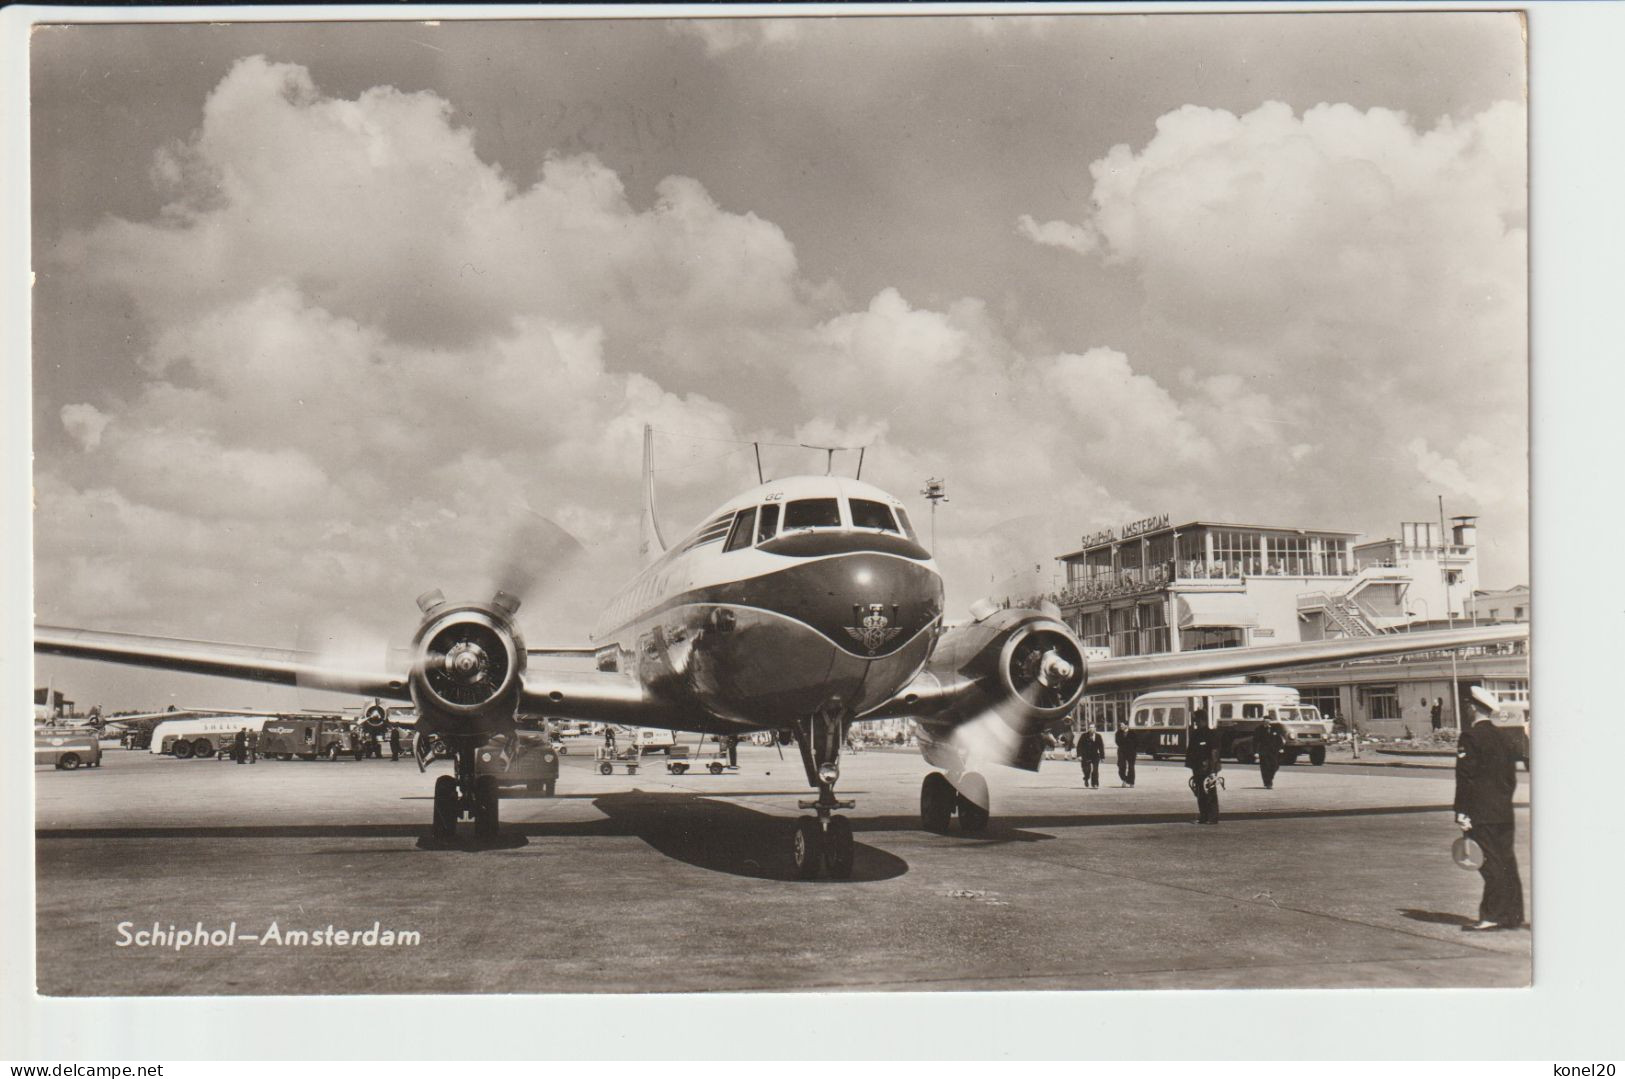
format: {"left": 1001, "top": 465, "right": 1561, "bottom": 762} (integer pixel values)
{"left": 956, "top": 793, "right": 990, "bottom": 834}
{"left": 1309, "top": 746, "right": 1326, "bottom": 766}
{"left": 824, "top": 815, "right": 855, "bottom": 879}
{"left": 473, "top": 774, "right": 500, "bottom": 840}
{"left": 953, "top": 771, "right": 991, "bottom": 833}
{"left": 921, "top": 772, "right": 955, "bottom": 833}
{"left": 792, "top": 817, "right": 824, "bottom": 880}
{"left": 599, "top": 761, "right": 613, "bottom": 775}
{"left": 432, "top": 775, "right": 458, "bottom": 840}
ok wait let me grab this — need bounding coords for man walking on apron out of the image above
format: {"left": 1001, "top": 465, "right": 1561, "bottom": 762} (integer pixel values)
{"left": 1455, "top": 686, "right": 1525, "bottom": 930}
{"left": 1255, "top": 719, "right": 1284, "bottom": 789}
{"left": 1077, "top": 722, "right": 1104, "bottom": 788}
{"left": 1115, "top": 720, "right": 1137, "bottom": 787}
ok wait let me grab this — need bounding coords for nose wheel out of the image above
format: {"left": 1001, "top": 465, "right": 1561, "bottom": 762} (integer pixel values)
{"left": 429, "top": 739, "right": 501, "bottom": 842}
{"left": 789, "top": 705, "right": 857, "bottom": 879}
{"left": 791, "top": 807, "right": 857, "bottom": 880}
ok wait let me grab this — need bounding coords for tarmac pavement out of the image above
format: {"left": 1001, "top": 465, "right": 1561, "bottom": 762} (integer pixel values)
{"left": 34, "top": 740, "right": 1530, "bottom": 995}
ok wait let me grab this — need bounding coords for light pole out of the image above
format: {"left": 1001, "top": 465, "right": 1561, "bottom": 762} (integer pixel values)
{"left": 1438, "top": 496, "right": 1461, "bottom": 728}
{"left": 921, "top": 478, "right": 948, "bottom": 553}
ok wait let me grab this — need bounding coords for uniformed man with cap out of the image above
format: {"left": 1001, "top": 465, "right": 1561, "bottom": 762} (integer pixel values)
{"left": 1186, "top": 706, "right": 1222, "bottom": 824}
{"left": 1455, "top": 685, "right": 1525, "bottom": 930}
{"left": 1254, "top": 718, "right": 1285, "bottom": 790}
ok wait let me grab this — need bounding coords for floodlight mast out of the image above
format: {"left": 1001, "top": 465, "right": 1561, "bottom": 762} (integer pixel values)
{"left": 921, "top": 477, "right": 949, "bottom": 552}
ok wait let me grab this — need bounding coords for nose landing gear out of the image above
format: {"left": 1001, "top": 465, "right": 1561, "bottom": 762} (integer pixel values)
{"left": 429, "top": 738, "right": 501, "bottom": 842}
{"left": 790, "top": 705, "right": 857, "bottom": 879}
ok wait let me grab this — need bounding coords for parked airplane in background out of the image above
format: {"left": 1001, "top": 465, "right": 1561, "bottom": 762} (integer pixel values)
{"left": 36, "top": 426, "right": 1528, "bottom": 878}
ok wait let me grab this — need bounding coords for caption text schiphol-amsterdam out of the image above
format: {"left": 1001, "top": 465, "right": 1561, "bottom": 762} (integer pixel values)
{"left": 114, "top": 920, "right": 421, "bottom": 950}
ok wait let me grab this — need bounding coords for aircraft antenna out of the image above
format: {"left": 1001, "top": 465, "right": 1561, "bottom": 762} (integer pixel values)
{"left": 856, "top": 447, "right": 866, "bottom": 481}
{"left": 754, "top": 442, "right": 764, "bottom": 485}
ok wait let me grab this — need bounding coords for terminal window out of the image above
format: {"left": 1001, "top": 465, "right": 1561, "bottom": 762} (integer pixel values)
{"left": 1365, "top": 685, "right": 1401, "bottom": 721}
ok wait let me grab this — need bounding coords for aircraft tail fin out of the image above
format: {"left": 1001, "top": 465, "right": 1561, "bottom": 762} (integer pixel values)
{"left": 639, "top": 424, "right": 668, "bottom": 562}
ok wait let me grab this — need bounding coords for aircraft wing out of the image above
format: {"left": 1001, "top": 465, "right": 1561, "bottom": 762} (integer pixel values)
{"left": 1082, "top": 623, "right": 1528, "bottom": 696}
{"left": 866, "top": 620, "right": 1528, "bottom": 777}
{"left": 35, "top": 625, "right": 412, "bottom": 701}
{"left": 37, "top": 624, "right": 698, "bottom": 731}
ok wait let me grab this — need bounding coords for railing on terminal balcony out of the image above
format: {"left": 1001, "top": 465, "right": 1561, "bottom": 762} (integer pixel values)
{"left": 1050, "top": 558, "right": 1352, "bottom": 608}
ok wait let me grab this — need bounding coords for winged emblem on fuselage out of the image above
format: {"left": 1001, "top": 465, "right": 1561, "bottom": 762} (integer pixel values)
{"left": 845, "top": 603, "right": 903, "bottom": 655}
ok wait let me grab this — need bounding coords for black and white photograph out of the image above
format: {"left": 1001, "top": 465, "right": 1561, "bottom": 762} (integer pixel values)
{"left": 11, "top": 1, "right": 1612, "bottom": 1057}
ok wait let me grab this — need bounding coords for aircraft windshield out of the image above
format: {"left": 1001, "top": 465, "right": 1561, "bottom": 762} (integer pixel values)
{"left": 756, "top": 503, "right": 780, "bottom": 544}
{"left": 849, "top": 499, "right": 900, "bottom": 533}
{"left": 783, "top": 498, "right": 842, "bottom": 530}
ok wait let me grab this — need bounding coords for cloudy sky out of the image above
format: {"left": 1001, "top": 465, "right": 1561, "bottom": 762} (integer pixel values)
{"left": 30, "top": 12, "right": 1528, "bottom": 709}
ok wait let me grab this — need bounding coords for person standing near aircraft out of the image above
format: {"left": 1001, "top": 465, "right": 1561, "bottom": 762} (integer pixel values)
{"left": 232, "top": 726, "right": 247, "bottom": 765}
{"left": 1116, "top": 720, "right": 1137, "bottom": 787}
{"left": 1186, "top": 707, "right": 1222, "bottom": 824}
{"left": 1455, "top": 686, "right": 1525, "bottom": 930}
{"left": 1077, "top": 722, "right": 1104, "bottom": 788}
{"left": 389, "top": 725, "right": 402, "bottom": 762}
{"left": 1255, "top": 718, "right": 1284, "bottom": 789}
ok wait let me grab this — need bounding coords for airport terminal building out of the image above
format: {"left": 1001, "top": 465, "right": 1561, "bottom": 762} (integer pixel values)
{"left": 1049, "top": 513, "right": 1528, "bottom": 737}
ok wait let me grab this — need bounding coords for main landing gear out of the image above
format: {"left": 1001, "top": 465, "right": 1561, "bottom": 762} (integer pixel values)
{"left": 919, "top": 771, "right": 990, "bottom": 834}
{"left": 789, "top": 705, "right": 857, "bottom": 880}
{"left": 430, "top": 739, "right": 500, "bottom": 842}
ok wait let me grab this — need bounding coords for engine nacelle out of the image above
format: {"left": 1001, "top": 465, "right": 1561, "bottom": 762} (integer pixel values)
{"left": 931, "top": 607, "right": 1087, "bottom": 715}
{"left": 914, "top": 607, "right": 1088, "bottom": 772}
{"left": 407, "top": 589, "right": 527, "bottom": 740}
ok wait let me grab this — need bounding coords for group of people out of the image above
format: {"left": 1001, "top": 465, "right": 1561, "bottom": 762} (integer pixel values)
{"left": 1072, "top": 711, "right": 1285, "bottom": 820}
{"left": 1074, "top": 687, "right": 1525, "bottom": 930}
{"left": 1071, "top": 723, "right": 1140, "bottom": 788}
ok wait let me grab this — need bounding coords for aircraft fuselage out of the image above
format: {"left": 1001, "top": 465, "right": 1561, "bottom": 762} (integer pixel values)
{"left": 592, "top": 476, "right": 945, "bottom": 732}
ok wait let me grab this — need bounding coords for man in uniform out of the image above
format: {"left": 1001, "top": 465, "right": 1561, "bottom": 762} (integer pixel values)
{"left": 1431, "top": 698, "right": 1444, "bottom": 732}
{"left": 389, "top": 725, "right": 402, "bottom": 762}
{"left": 1186, "top": 706, "right": 1222, "bottom": 824}
{"left": 1077, "top": 722, "right": 1104, "bottom": 788}
{"left": 1115, "top": 719, "right": 1137, "bottom": 787}
{"left": 232, "top": 726, "right": 248, "bottom": 765}
{"left": 1455, "top": 685, "right": 1525, "bottom": 930}
{"left": 1255, "top": 717, "right": 1284, "bottom": 789}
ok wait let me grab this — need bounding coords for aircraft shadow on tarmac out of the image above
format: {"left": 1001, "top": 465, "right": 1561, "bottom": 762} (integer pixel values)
{"left": 36, "top": 798, "right": 1484, "bottom": 880}
{"left": 405, "top": 790, "right": 910, "bottom": 880}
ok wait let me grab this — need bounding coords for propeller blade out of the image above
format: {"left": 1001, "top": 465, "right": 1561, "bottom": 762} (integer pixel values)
{"left": 490, "top": 507, "right": 585, "bottom": 611}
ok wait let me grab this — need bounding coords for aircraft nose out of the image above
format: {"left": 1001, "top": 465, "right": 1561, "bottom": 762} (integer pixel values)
{"left": 828, "top": 553, "right": 944, "bottom": 656}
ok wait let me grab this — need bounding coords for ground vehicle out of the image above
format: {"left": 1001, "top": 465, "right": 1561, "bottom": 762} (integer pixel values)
{"left": 476, "top": 730, "right": 560, "bottom": 794}
{"left": 1126, "top": 684, "right": 1330, "bottom": 766}
{"left": 151, "top": 716, "right": 269, "bottom": 759}
{"left": 258, "top": 716, "right": 362, "bottom": 760}
{"left": 35, "top": 726, "right": 104, "bottom": 770}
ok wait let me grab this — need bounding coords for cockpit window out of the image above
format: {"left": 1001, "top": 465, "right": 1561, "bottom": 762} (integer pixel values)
{"left": 894, "top": 506, "right": 919, "bottom": 542}
{"left": 783, "top": 498, "right": 842, "bottom": 530}
{"left": 722, "top": 507, "right": 757, "bottom": 553}
{"left": 849, "top": 499, "right": 900, "bottom": 533}
{"left": 756, "top": 503, "right": 780, "bottom": 544}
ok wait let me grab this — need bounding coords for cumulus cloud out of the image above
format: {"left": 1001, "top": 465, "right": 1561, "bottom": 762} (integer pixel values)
{"left": 669, "top": 18, "right": 803, "bottom": 57}
{"left": 1018, "top": 98, "right": 1528, "bottom": 574}
{"left": 60, "top": 403, "right": 109, "bottom": 450}
{"left": 36, "top": 60, "right": 1527, "bottom": 657}
{"left": 1016, "top": 213, "right": 1098, "bottom": 256}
